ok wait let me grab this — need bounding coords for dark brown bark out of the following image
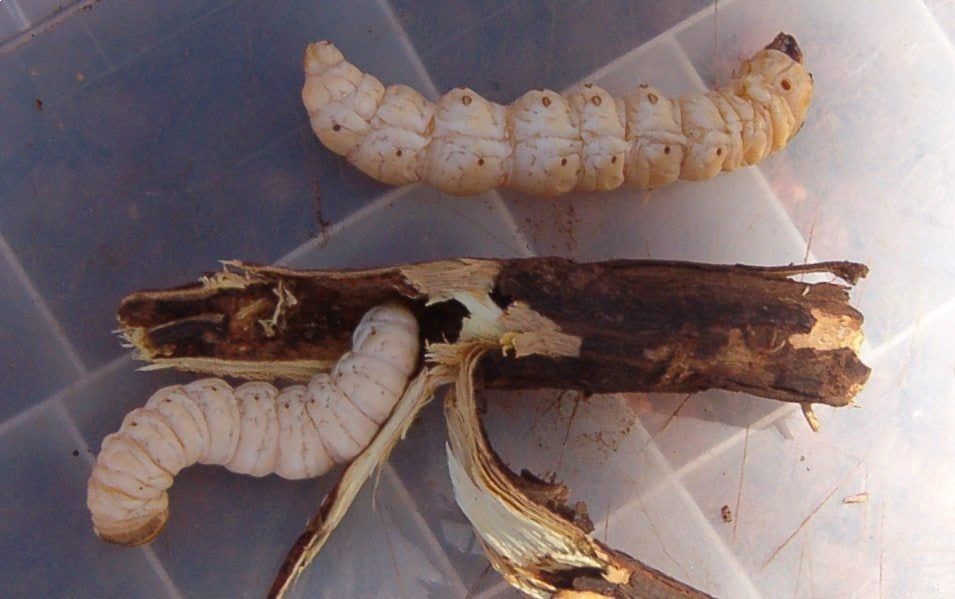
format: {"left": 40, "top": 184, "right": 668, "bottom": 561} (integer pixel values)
{"left": 118, "top": 258, "right": 870, "bottom": 408}
{"left": 118, "top": 264, "right": 467, "bottom": 366}
{"left": 481, "top": 259, "right": 869, "bottom": 406}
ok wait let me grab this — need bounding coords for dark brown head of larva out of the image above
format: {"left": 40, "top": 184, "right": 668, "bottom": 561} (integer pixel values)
{"left": 766, "top": 31, "right": 803, "bottom": 64}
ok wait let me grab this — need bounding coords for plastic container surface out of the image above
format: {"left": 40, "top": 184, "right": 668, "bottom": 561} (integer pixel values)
{"left": 1, "top": 1, "right": 952, "bottom": 597}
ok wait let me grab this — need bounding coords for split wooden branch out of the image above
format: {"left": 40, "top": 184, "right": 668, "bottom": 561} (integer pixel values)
{"left": 114, "top": 257, "right": 870, "bottom": 598}
{"left": 118, "top": 258, "right": 870, "bottom": 411}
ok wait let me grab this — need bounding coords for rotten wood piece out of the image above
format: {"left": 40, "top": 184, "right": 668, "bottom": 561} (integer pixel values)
{"left": 118, "top": 258, "right": 870, "bottom": 410}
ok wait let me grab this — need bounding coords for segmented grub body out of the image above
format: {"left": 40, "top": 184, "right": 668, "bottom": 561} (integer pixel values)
{"left": 87, "top": 303, "right": 419, "bottom": 546}
{"left": 302, "top": 33, "right": 813, "bottom": 196}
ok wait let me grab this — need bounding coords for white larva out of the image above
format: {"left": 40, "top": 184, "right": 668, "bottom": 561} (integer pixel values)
{"left": 87, "top": 302, "right": 420, "bottom": 545}
{"left": 302, "top": 33, "right": 813, "bottom": 196}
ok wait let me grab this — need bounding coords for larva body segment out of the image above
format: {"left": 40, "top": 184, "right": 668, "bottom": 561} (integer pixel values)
{"left": 678, "top": 93, "right": 733, "bottom": 181}
{"left": 305, "top": 377, "right": 361, "bottom": 464}
{"left": 564, "top": 84, "right": 629, "bottom": 192}
{"left": 87, "top": 480, "right": 169, "bottom": 545}
{"left": 623, "top": 86, "right": 686, "bottom": 189}
{"left": 117, "top": 408, "right": 188, "bottom": 475}
{"left": 311, "top": 373, "right": 380, "bottom": 453}
{"left": 275, "top": 385, "right": 333, "bottom": 480}
{"left": 707, "top": 91, "right": 745, "bottom": 171}
{"left": 332, "top": 352, "right": 408, "bottom": 425}
{"left": 350, "top": 85, "right": 434, "bottom": 185}
{"left": 507, "top": 90, "right": 581, "bottom": 196}
{"left": 227, "top": 382, "right": 279, "bottom": 477}
{"left": 143, "top": 387, "right": 208, "bottom": 465}
{"left": 350, "top": 303, "right": 421, "bottom": 371}
{"left": 303, "top": 41, "right": 384, "bottom": 157}
{"left": 302, "top": 33, "right": 812, "bottom": 195}
{"left": 185, "top": 378, "right": 240, "bottom": 466}
{"left": 91, "top": 435, "right": 172, "bottom": 498}
{"left": 87, "top": 303, "right": 420, "bottom": 546}
{"left": 420, "top": 88, "right": 510, "bottom": 195}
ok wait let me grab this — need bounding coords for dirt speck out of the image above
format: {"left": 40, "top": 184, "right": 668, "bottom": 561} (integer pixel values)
{"left": 721, "top": 505, "right": 733, "bottom": 523}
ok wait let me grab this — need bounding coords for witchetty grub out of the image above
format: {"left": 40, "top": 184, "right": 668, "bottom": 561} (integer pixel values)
{"left": 302, "top": 32, "right": 812, "bottom": 196}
